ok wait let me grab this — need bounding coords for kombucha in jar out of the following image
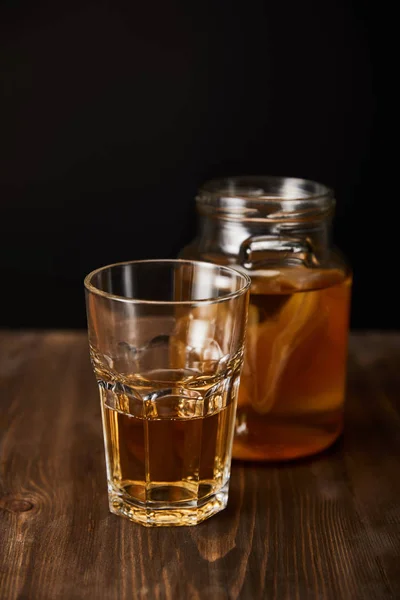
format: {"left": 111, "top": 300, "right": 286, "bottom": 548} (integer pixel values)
{"left": 180, "top": 176, "right": 352, "bottom": 461}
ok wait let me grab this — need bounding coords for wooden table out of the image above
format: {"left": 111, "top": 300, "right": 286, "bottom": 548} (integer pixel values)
{"left": 0, "top": 332, "right": 399, "bottom": 600}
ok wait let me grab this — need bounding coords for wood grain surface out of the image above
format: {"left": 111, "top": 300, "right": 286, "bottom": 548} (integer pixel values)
{"left": 0, "top": 331, "right": 399, "bottom": 600}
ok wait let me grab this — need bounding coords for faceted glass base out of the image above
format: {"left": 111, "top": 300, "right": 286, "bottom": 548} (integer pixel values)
{"left": 108, "top": 482, "right": 229, "bottom": 527}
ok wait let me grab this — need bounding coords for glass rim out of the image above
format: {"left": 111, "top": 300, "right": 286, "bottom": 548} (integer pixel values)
{"left": 84, "top": 259, "right": 251, "bottom": 305}
{"left": 198, "top": 175, "right": 334, "bottom": 203}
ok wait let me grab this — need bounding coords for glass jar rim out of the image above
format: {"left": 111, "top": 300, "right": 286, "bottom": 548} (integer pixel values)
{"left": 197, "top": 176, "right": 334, "bottom": 222}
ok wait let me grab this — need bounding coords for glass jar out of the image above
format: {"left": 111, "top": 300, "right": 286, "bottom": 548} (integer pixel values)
{"left": 180, "top": 176, "right": 352, "bottom": 461}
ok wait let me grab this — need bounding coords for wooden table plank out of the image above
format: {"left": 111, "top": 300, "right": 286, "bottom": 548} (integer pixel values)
{"left": 0, "top": 331, "right": 399, "bottom": 600}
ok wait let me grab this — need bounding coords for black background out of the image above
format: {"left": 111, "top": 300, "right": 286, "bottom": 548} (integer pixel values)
{"left": 0, "top": 1, "right": 391, "bottom": 329}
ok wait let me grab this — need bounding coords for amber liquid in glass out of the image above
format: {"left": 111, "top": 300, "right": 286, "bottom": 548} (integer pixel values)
{"left": 233, "top": 267, "right": 351, "bottom": 461}
{"left": 98, "top": 364, "right": 239, "bottom": 526}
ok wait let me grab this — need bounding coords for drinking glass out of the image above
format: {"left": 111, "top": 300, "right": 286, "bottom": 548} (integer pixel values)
{"left": 84, "top": 260, "right": 250, "bottom": 526}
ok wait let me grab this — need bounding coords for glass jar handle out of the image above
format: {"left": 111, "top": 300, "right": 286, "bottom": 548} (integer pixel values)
{"left": 238, "top": 235, "right": 316, "bottom": 270}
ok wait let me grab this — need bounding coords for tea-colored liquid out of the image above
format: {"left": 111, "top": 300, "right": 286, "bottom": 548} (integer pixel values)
{"left": 98, "top": 364, "right": 239, "bottom": 526}
{"left": 234, "top": 267, "right": 351, "bottom": 461}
